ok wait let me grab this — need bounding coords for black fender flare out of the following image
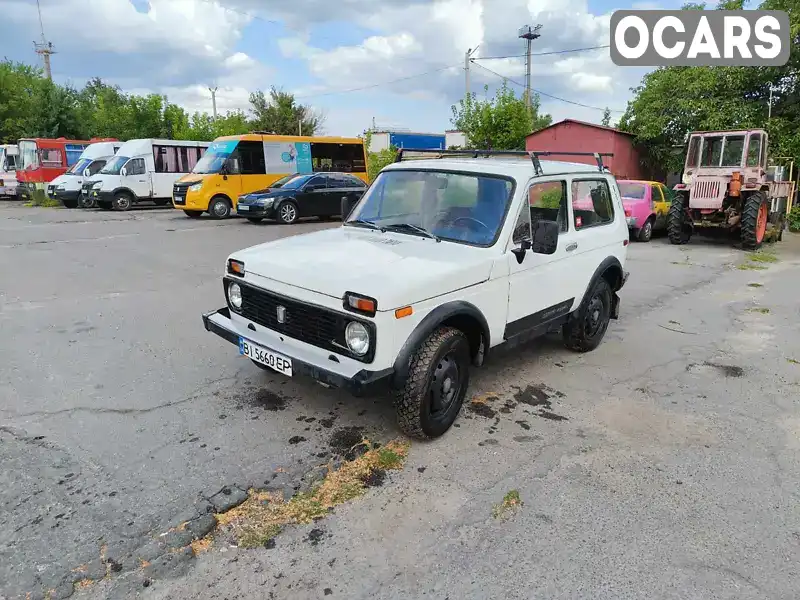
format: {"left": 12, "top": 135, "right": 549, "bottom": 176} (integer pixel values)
{"left": 391, "top": 300, "right": 490, "bottom": 389}
{"left": 111, "top": 187, "right": 138, "bottom": 200}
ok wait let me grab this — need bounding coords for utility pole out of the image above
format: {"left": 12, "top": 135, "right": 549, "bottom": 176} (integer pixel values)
{"left": 768, "top": 85, "right": 774, "bottom": 120}
{"left": 465, "top": 46, "right": 479, "bottom": 99}
{"left": 33, "top": 0, "right": 55, "bottom": 81}
{"left": 209, "top": 86, "right": 218, "bottom": 120}
{"left": 299, "top": 120, "right": 302, "bottom": 136}
{"left": 518, "top": 25, "right": 542, "bottom": 112}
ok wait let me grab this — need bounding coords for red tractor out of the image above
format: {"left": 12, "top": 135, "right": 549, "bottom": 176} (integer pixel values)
{"left": 670, "top": 129, "right": 795, "bottom": 250}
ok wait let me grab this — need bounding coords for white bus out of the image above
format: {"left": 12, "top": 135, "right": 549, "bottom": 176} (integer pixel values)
{"left": 48, "top": 141, "right": 122, "bottom": 208}
{"left": 0, "top": 144, "right": 18, "bottom": 198}
{"left": 89, "top": 139, "right": 210, "bottom": 211}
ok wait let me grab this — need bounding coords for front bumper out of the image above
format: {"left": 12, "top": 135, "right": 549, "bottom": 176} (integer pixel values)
{"left": 236, "top": 203, "right": 276, "bottom": 218}
{"left": 54, "top": 189, "right": 80, "bottom": 203}
{"left": 202, "top": 307, "right": 393, "bottom": 395}
{"left": 95, "top": 190, "right": 114, "bottom": 204}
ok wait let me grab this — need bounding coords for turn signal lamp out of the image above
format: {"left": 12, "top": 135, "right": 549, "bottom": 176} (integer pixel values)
{"left": 343, "top": 292, "right": 377, "bottom": 317}
{"left": 227, "top": 259, "right": 245, "bottom": 277}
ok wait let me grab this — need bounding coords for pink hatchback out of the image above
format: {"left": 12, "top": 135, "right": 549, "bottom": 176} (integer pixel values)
{"left": 617, "top": 180, "right": 673, "bottom": 242}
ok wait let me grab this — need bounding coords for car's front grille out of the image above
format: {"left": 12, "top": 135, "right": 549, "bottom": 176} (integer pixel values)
{"left": 173, "top": 182, "right": 191, "bottom": 205}
{"left": 234, "top": 281, "right": 374, "bottom": 363}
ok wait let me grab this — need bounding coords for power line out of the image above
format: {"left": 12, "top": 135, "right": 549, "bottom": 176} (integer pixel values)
{"left": 472, "top": 61, "right": 625, "bottom": 113}
{"left": 472, "top": 45, "right": 610, "bottom": 61}
{"left": 295, "top": 64, "right": 460, "bottom": 99}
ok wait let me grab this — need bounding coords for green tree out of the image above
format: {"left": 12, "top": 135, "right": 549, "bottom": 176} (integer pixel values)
{"left": 249, "top": 87, "right": 324, "bottom": 136}
{"left": 601, "top": 108, "right": 612, "bottom": 128}
{"left": 0, "top": 61, "right": 48, "bottom": 142}
{"left": 451, "top": 82, "right": 551, "bottom": 150}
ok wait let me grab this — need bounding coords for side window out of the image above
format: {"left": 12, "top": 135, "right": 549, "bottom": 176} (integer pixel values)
{"left": 746, "top": 134, "right": 762, "bottom": 167}
{"left": 306, "top": 175, "right": 325, "bottom": 189}
{"left": 126, "top": 158, "right": 145, "bottom": 176}
{"left": 41, "top": 148, "right": 63, "bottom": 168}
{"left": 88, "top": 160, "right": 106, "bottom": 175}
{"left": 512, "top": 201, "right": 532, "bottom": 245}
{"left": 347, "top": 175, "right": 366, "bottom": 188}
{"left": 154, "top": 146, "right": 179, "bottom": 173}
{"left": 651, "top": 184, "right": 664, "bottom": 203}
{"left": 328, "top": 176, "right": 346, "bottom": 189}
{"left": 571, "top": 179, "right": 614, "bottom": 230}
{"left": 528, "top": 180, "right": 568, "bottom": 233}
{"left": 237, "top": 141, "right": 266, "bottom": 175}
{"left": 310, "top": 143, "right": 366, "bottom": 173}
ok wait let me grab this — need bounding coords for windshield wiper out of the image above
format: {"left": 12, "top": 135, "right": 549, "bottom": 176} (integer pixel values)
{"left": 346, "top": 219, "right": 384, "bottom": 231}
{"left": 384, "top": 223, "right": 440, "bottom": 242}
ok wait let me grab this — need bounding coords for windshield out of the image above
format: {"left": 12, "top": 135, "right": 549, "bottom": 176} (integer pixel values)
{"left": 721, "top": 135, "right": 745, "bottom": 166}
{"left": 100, "top": 155, "right": 129, "bottom": 175}
{"left": 346, "top": 170, "right": 513, "bottom": 246}
{"left": 280, "top": 174, "right": 314, "bottom": 189}
{"left": 618, "top": 182, "right": 646, "bottom": 199}
{"left": 66, "top": 158, "right": 92, "bottom": 175}
{"left": 19, "top": 140, "right": 38, "bottom": 170}
{"left": 193, "top": 140, "right": 237, "bottom": 174}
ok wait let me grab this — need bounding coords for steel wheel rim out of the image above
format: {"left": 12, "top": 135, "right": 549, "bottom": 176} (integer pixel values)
{"left": 756, "top": 203, "right": 768, "bottom": 243}
{"left": 643, "top": 221, "right": 652, "bottom": 238}
{"left": 429, "top": 352, "right": 461, "bottom": 416}
{"left": 281, "top": 204, "right": 296, "bottom": 222}
{"left": 213, "top": 201, "right": 228, "bottom": 217}
{"left": 117, "top": 196, "right": 130, "bottom": 209}
{"left": 585, "top": 294, "right": 606, "bottom": 337}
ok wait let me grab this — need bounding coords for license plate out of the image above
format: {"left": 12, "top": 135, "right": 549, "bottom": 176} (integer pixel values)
{"left": 174, "top": 196, "right": 183, "bottom": 202}
{"left": 239, "top": 337, "right": 292, "bottom": 376}
{"left": 237, "top": 205, "right": 248, "bottom": 211}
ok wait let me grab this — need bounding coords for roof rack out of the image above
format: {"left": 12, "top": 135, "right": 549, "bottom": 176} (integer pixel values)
{"left": 394, "top": 148, "right": 613, "bottom": 176}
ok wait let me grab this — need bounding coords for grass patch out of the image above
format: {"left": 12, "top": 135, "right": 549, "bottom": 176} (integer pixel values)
{"left": 747, "top": 307, "right": 770, "bottom": 314}
{"left": 748, "top": 252, "right": 778, "bottom": 264}
{"left": 493, "top": 490, "right": 522, "bottom": 520}
{"left": 787, "top": 358, "right": 799, "bottom": 365}
{"left": 747, "top": 282, "right": 763, "bottom": 288}
{"left": 737, "top": 263, "right": 768, "bottom": 271}
{"left": 215, "top": 439, "right": 410, "bottom": 548}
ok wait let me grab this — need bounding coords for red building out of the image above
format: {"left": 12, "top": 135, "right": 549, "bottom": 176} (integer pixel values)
{"left": 525, "top": 119, "right": 649, "bottom": 180}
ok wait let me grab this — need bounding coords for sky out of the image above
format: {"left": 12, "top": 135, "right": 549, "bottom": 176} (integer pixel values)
{"left": 0, "top": 0, "right": 684, "bottom": 137}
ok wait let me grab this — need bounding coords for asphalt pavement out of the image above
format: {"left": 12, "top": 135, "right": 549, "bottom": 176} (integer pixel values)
{"left": 1, "top": 203, "right": 799, "bottom": 600}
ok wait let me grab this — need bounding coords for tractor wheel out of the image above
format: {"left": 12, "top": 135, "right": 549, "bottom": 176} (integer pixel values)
{"left": 667, "top": 192, "right": 692, "bottom": 245}
{"left": 741, "top": 192, "right": 768, "bottom": 251}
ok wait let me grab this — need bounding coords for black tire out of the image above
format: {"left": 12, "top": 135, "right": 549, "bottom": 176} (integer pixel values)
{"left": 741, "top": 191, "right": 767, "bottom": 251}
{"left": 154, "top": 199, "right": 170, "bottom": 206}
{"left": 112, "top": 192, "right": 133, "bottom": 211}
{"left": 667, "top": 192, "right": 692, "bottom": 245}
{"left": 62, "top": 199, "right": 78, "bottom": 209}
{"left": 79, "top": 195, "right": 95, "bottom": 209}
{"left": 208, "top": 196, "right": 231, "bottom": 219}
{"left": 276, "top": 200, "right": 299, "bottom": 224}
{"left": 184, "top": 210, "right": 203, "bottom": 218}
{"left": 393, "top": 327, "right": 470, "bottom": 439}
{"left": 247, "top": 217, "right": 264, "bottom": 224}
{"left": 97, "top": 200, "right": 113, "bottom": 211}
{"left": 636, "top": 217, "right": 654, "bottom": 242}
{"left": 563, "top": 278, "right": 613, "bottom": 353}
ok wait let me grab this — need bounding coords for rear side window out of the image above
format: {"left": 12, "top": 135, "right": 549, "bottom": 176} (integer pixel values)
{"left": 571, "top": 179, "right": 614, "bottom": 230}
{"left": 528, "top": 180, "right": 568, "bottom": 233}
{"left": 41, "top": 148, "right": 63, "bottom": 167}
{"left": 237, "top": 141, "right": 266, "bottom": 175}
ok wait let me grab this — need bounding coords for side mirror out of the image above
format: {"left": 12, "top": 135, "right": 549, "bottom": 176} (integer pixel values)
{"left": 511, "top": 239, "right": 532, "bottom": 264}
{"left": 531, "top": 220, "right": 559, "bottom": 255}
{"left": 120, "top": 167, "right": 127, "bottom": 177}
{"left": 83, "top": 169, "right": 91, "bottom": 177}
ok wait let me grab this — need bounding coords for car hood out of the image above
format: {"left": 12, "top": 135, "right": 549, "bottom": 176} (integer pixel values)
{"left": 244, "top": 189, "right": 295, "bottom": 201}
{"left": 232, "top": 226, "right": 495, "bottom": 310}
{"left": 50, "top": 175, "right": 68, "bottom": 187}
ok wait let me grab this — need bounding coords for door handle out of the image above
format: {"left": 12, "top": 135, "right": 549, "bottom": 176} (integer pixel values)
{"left": 566, "top": 242, "right": 578, "bottom": 252}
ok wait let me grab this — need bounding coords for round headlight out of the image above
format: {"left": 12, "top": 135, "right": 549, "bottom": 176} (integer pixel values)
{"left": 228, "top": 282, "right": 242, "bottom": 310}
{"left": 345, "top": 321, "right": 370, "bottom": 356}
{"left": 682, "top": 171, "right": 693, "bottom": 185}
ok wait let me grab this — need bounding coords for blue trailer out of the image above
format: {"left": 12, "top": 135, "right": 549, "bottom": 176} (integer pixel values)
{"left": 369, "top": 131, "right": 446, "bottom": 153}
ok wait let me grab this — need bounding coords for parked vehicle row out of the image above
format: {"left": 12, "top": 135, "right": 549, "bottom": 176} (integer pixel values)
{"left": 0, "top": 144, "right": 18, "bottom": 198}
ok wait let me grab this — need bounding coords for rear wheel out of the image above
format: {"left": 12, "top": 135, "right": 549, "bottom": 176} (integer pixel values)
{"left": 62, "top": 198, "right": 79, "bottom": 209}
{"left": 184, "top": 210, "right": 203, "bottom": 218}
{"left": 741, "top": 192, "right": 768, "bottom": 251}
{"left": 394, "top": 327, "right": 470, "bottom": 439}
{"left": 563, "top": 278, "right": 612, "bottom": 352}
{"left": 667, "top": 192, "right": 692, "bottom": 245}
{"left": 636, "top": 218, "right": 654, "bottom": 242}
{"left": 276, "top": 201, "right": 299, "bottom": 224}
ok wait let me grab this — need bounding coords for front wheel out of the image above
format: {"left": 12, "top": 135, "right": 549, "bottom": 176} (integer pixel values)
{"left": 563, "top": 278, "right": 612, "bottom": 352}
{"left": 394, "top": 327, "right": 470, "bottom": 439}
{"left": 112, "top": 192, "right": 133, "bottom": 211}
{"left": 667, "top": 192, "right": 692, "bottom": 245}
{"left": 276, "top": 201, "right": 299, "bottom": 224}
{"left": 62, "top": 199, "right": 79, "bottom": 209}
{"left": 79, "top": 195, "right": 95, "bottom": 209}
{"left": 741, "top": 192, "right": 768, "bottom": 251}
{"left": 208, "top": 196, "right": 231, "bottom": 219}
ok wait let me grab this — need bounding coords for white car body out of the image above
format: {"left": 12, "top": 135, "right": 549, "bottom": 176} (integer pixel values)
{"left": 0, "top": 144, "right": 18, "bottom": 197}
{"left": 90, "top": 139, "right": 209, "bottom": 208}
{"left": 204, "top": 153, "right": 630, "bottom": 437}
{"left": 48, "top": 142, "right": 122, "bottom": 203}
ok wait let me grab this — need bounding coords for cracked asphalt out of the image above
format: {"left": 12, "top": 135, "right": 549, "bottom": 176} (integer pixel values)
{"left": 2, "top": 203, "right": 799, "bottom": 600}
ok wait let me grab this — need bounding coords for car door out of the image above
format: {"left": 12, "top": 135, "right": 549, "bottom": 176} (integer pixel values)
{"left": 651, "top": 183, "right": 669, "bottom": 229}
{"left": 505, "top": 178, "right": 580, "bottom": 340}
{"left": 125, "top": 158, "right": 150, "bottom": 199}
{"left": 297, "top": 175, "right": 328, "bottom": 216}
